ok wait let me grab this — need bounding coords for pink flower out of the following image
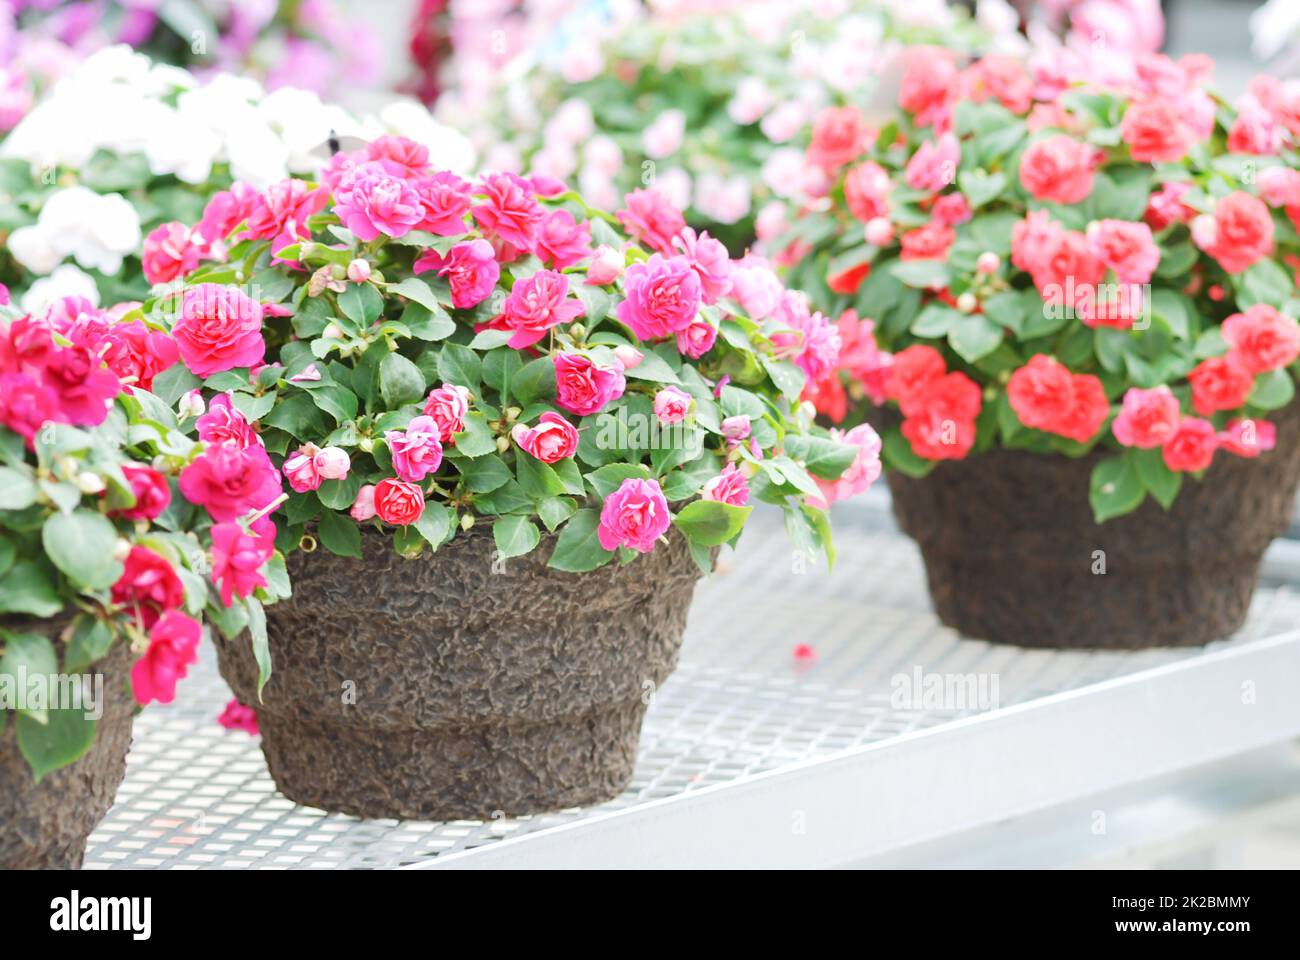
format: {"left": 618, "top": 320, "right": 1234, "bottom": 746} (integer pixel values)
{"left": 494, "top": 269, "right": 585, "bottom": 349}
{"left": 179, "top": 442, "right": 282, "bottom": 522}
{"left": 112, "top": 546, "right": 184, "bottom": 630}
{"left": 676, "top": 319, "right": 718, "bottom": 359}
{"left": 174, "top": 284, "right": 265, "bottom": 378}
{"left": 1121, "top": 99, "right": 1193, "bottom": 163}
{"left": 512, "top": 411, "right": 579, "bottom": 463}
{"left": 1189, "top": 354, "right": 1255, "bottom": 415}
{"left": 1222, "top": 304, "right": 1300, "bottom": 373}
{"left": 112, "top": 465, "right": 172, "bottom": 521}
{"left": 1019, "top": 135, "right": 1096, "bottom": 204}
{"left": 196, "top": 393, "right": 259, "bottom": 449}
{"left": 899, "top": 222, "right": 955, "bottom": 262}
{"left": 1011, "top": 209, "right": 1063, "bottom": 274}
{"left": 701, "top": 463, "right": 750, "bottom": 507}
{"left": 347, "top": 259, "right": 371, "bottom": 283}
{"left": 0, "top": 373, "right": 58, "bottom": 446}
{"left": 865, "top": 217, "right": 894, "bottom": 247}
{"left": 553, "top": 352, "right": 626, "bottom": 416}
{"left": 36, "top": 343, "right": 121, "bottom": 426}
{"left": 585, "top": 245, "right": 624, "bottom": 285}
{"left": 412, "top": 171, "right": 473, "bottom": 235}
{"left": 374, "top": 477, "right": 425, "bottom": 525}
{"left": 653, "top": 386, "right": 692, "bottom": 424}
{"left": 643, "top": 109, "right": 686, "bottom": 159}
{"left": 334, "top": 162, "right": 424, "bottom": 241}
{"left": 1228, "top": 97, "right": 1281, "bottom": 156}
{"left": 1111, "top": 385, "right": 1181, "bottom": 448}
{"left": 351, "top": 484, "right": 377, "bottom": 521}
{"left": 1258, "top": 167, "right": 1300, "bottom": 209}
{"left": 807, "top": 106, "right": 869, "bottom": 169}
{"left": 366, "top": 135, "right": 431, "bottom": 178}
{"left": 729, "top": 257, "right": 783, "bottom": 320}
{"left": 217, "top": 699, "right": 259, "bottom": 735}
{"left": 597, "top": 477, "right": 671, "bottom": 553}
{"left": 931, "top": 193, "right": 972, "bottom": 227}
{"left": 836, "top": 311, "right": 894, "bottom": 404}
{"left": 472, "top": 172, "right": 544, "bottom": 257}
{"left": 772, "top": 293, "right": 841, "bottom": 384}
{"left": 1087, "top": 219, "right": 1160, "bottom": 284}
{"left": 617, "top": 188, "right": 686, "bottom": 254}
{"left": 613, "top": 344, "right": 644, "bottom": 369}
{"left": 314, "top": 446, "right": 351, "bottom": 480}
{"left": 100, "top": 320, "right": 179, "bottom": 392}
{"left": 142, "top": 221, "right": 199, "bottom": 285}
{"left": 282, "top": 443, "right": 322, "bottom": 492}
{"left": 673, "top": 228, "right": 732, "bottom": 304}
{"left": 131, "top": 610, "right": 201, "bottom": 707}
{"left": 807, "top": 424, "right": 882, "bottom": 509}
{"left": 905, "top": 133, "right": 960, "bottom": 192}
{"left": 1162, "top": 417, "right": 1218, "bottom": 472}
{"left": 194, "top": 182, "right": 260, "bottom": 251}
{"left": 534, "top": 209, "right": 593, "bottom": 269}
{"left": 899, "top": 46, "right": 957, "bottom": 128}
{"left": 1219, "top": 418, "right": 1277, "bottom": 458}
{"left": 721, "top": 415, "right": 751, "bottom": 442}
{"left": 414, "top": 238, "right": 500, "bottom": 310}
{"left": 1145, "top": 181, "right": 1196, "bottom": 229}
{"left": 423, "top": 384, "right": 471, "bottom": 441}
{"left": 617, "top": 254, "right": 702, "bottom": 341}
{"left": 210, "top": 520, "right": 275, "bottom": 607}
{"left": 845, "top": 162, "right": 891, "bottom": 222}
{"left": 245, "top": 179, "right": 327, "bottom": 256}
{"left": 1203, "top": 191, "right": 1275, "bottom": 274}
{"left": 386, "top": 415, "right": 445, "bottom": 482}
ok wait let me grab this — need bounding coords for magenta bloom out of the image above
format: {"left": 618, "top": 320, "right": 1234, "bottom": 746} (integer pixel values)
{"left": 553, "top": 352, "right": 626, "bottom": 416}
{"left": 385, "top": 415, "right": 445, "bottom": 482}
{"left": 617, "top": 188, "right": 686, "bottom": 254}
{"left": 414, "top": 238, "right": 499, "bottom": 309}
{"left": 245, "top": 179, "right": 326, "bottom": 256}
{"left": 675, "top": 319, "right": 718, "bottom": 359}
{"left": 194, "top": 182, "right": 260, "bottom": 251}
{"left": 413, "top": 171, "right": 473, "bottom": 235}
{"left": 496, "top": 269, "right": 585, "bottom": 348}
{"left": 142, "top": 221, "right": 199, "bottom": 285}
{"left": 771, "top": 292, "right": 842, "bottom": 383}
{"left": 196, "top": 392, "right": 259, "bottom": 449}
{"left": 38, "top": 343, "right": 121, "bottom": 425}
{"left": 702, "top": 464, "right": 750, "bottom": 506}
{"left": 334, "top": 162, "right": 425, "bottom": 241}
{"left": 131, "top": 610, "right": 201, "bottom": 707}
{"left": 112, "top": 546, "right": 184, "bottom": 630}
{"left": 673, "top": 228, "right": 732, "bottom": 304}
{"left": 174, "top": 284, "right": 265, "bottom": 378}
{"left": 179, "top": 442, "right": 282, "bottom": 522}
{"left": 616, "top": 254, "right": 702, "bottom": 341}
{"left": 597, "top": 477, "right": 671, "bottom": 553}
{"left": 211, "top": 520, "right": 275, "bottom": 607}
{"left": 282, "top": 442, "right": 323, "bottom": 493}
{"left": 112, "top": 465, "right": 172, "bottom": 521}
{"left": 0, "top": 372, "right": 58, "bottom": 446}
{"left": 535, "top": 209, "right": 593, "bottom": 269}
{"left": 100, "top": 320, "right": 179, "bottom": 392}
{"left": 472, "top": 172, "right": 543, "bottom": 256}
{"left": 217, "top": 698, "right": 260, "bottom": 735}
{"left": 512, "top": 412, "right": 579, "bottom": 463}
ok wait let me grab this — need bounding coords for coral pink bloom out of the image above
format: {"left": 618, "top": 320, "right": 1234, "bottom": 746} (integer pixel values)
{"left": 1219, "top": 418, "right": 1277, "bottom": 458}
{"left": 173, "top": 284, "right": 265, "bottom": 378}
{"left": 1087, "top": 219, "right": 1160, "bottom": 284}
{"left": 131, "top": 610, "right": 201, "bottom": 707}
{"left": 1011, "top": 209, "right": 1063, "bottom": 274}
{"left": 900, "top": 373, "right": 981, "bottom": 460}
{"left": 414, "top": 238, "right": 500, "bottom": 309}
{"left": 617, "top": 188, "right": 686, "bottom": 254}
{"left": 899, "top": 222, "right": 954, "bottom": 262}
{"left": 210, "top": 520, "right": 274, "bottom": 607}
{"left": 1019, "top": 135, "right": 1096, "bottom": 204}
{"left": 142, "top": 221, "right": 199, "bottom": 285}
{"left": 906, "top": 133, "right": 960, "bottom": 193}
{"left": 1163, "top": 417, "right": 1218, "bottom": 472}
{"left": 702, "top": 463, "right": 750, "bottom": 507}
{"left": 807, "top": 106, "right": 868, "bottom": 170}
{"left": 423, "top": 384, "right": 471, "bottom": 442}
{"left": 1188, "top": 354, "right": 1255, "bottom": 415}
{"left": 899, "top": 46, "right": 957, "bottom": 128}
{"left": 101, "top": 320, "right": 179, "bottom": 392}
{"left": 1204, "top": 191, "right": 1275, "bottom": 274}
{"left": 1111, "top": 386, "right": 1181, "bottom": 448}
{"left": 493, "top": 269, "right": 585, "bottom": 349}
{"left": 112, "top": 546, "right": 184, "bottom": 630}
{"left": 1007, "top": 355, "right": 1108, "bottom": 443}
{"left": 1221, "top": 304, "right": 1300, "bottom": 373}
{"left": 512, "top": 411, "right": 579, "bottom": 463}
{"left": 194, "top": 182, "right": 260, "bottom": 250}
{"left": 1121, "top": 99, "right": 1193, "bottom": 163}
{"left": 374, "top": 477, "right": 425, "bottom": 525}
{"left": 245, "top": 179, "right": 327, "bottom": 255}
{"left": 844, "top": 162, "right": 891, "bottom": 222}
{"left": 597, "top": 477, "right": 671, "bottom": 553}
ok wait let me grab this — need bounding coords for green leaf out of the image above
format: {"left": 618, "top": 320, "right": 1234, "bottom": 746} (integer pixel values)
{"left": 64, "top": 616, "right": 115, "bottom": 673}
{"left": 414, "top": 502, "right": 452, "bottom": 550}
{"left": 511, "top": 356, "right": 557, "bottom": 405}
{"left": 0, "top": 465, "right": 38, "bottom": 510}
{"left": 1133, "top": 448, "right": 1182, "bottom": 510}
{"left": 41, "top": 509, "right": 122, "bottom": 590}
{"left": 401, "top": 301, "right": 456, "bottom": 341}
{"left": 317, "top": 508, "right": 362, "bottom": 558}
{"left": 17, "top": 709, "right": 96, "bottom": 782}
{"left": 547, "top": 509, "right": 615, "bottom": 572}
{"left": 784, "top": 434, "right": 859, "bottom": 480}
{"left": 150, "top": 364, "right": 202, "bottom": 407}
{"left": 882, "top": 428, "right": 936, "bottom": 478}
{"left": 586, "top": 463, "right": 652, "bottom": 498}
{"left": 949, "top": 312, "right": 1004, "bottom": 363}
{"left": 910, "top": 303, "right": 960, "bottom": 337}
{"left": 451, "top": 411, "right": 497, "bottom": 457}
{"left": 516, "top": 454, "right": 567, "bottom": 497}
{"left": 536, "top": 495, "right": 577, "bottom": 532}
{"left": 388, "top": 276, "right": 447, "bottom": 313}
{"left": 1249, "top": 369, "right": 1295, "bottom": 410}
{"left": 493, "top": 515, "right": 541, "bottom": 559}
{"left": 338, "top": 283, "right": 383, "bottom": 326}
{"left": 246, "top": 597, "right": 272, "bottom": 698}
{"left": 891, "top": 260, "right": 951, "bottom": 289}
{"left": 0, "top": 630, "right": 58, "bottom": 722}
{"left": 672, "top": 500, "right": 752, "bottom": 546}
{"left": 624, "top": 351, "right": 681, "bottom": 384}
{"left": 483, "top": 349, "right": 524, "bottom": 399}
{"left": 456, "top": 453, "right": 513, "bottom": 493}
{"left": 958, "top": 170, "right": 1007, "bottom": 208}
{"left": 1089, "top": 455, "right": 1146, "bottom": 523}
{"left": 0, "top": 561, "right": 62, "bottom": 617}
{"left": 1236, "top": 258, "right": 1292, "bottom": 310}
{"left": 379, "top": 352, "right": 426, "bottom": 409}
{"left": 316, "top": 473, "right": 362, "bottom": 511}
{"left": 437, "top": 342, "right": 482, "bottom": 396}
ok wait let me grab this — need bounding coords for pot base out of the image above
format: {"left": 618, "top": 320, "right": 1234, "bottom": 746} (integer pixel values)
{"left": 257, "top": 699, "right": 648, "bottom": 821}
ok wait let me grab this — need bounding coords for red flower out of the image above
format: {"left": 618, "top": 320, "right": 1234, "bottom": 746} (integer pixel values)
{"left": 888, "top": 344, "right": 947, "bottom": 414}
{"left": 1007, "top": 355, "right": 1108, "bottom": 444}
{"left": 100, "top": 320, "right": 179, "bottom": 392}
{"left": 112, "top": 465, "right": 172, "bottom": 521}
{"left": 807, "top": 106, "right": 868, "bottom": 170}
{"left": 131, "top": 610, "right": 201, "bottom": 706}
{"left": 374, "top": 478, "right": 425, "bottom": 526}
{"left": 1162, "top": 417, "right": 1218, "bottom": 472}
{"left": 1221, "top": 304, "right": 1300, "bottom": 373}
{"left": 1188, "top": 354, "right": 1255, "bottom": 416}
{"left": 900, "top": 371, "right": 981, "bottom": 460}
{"left": 827, "top": 260, "right": 871, "bottom": 294}
{"left": 112, "top": 546, "right": 184, "bottom": 629}
{"left": 899, "top": 222, "right": 955, "bottom": 262}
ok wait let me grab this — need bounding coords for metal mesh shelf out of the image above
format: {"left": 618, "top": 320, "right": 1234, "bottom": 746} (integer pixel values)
{"left": 84, "top": 496, "right": 1300, "bottom": 869}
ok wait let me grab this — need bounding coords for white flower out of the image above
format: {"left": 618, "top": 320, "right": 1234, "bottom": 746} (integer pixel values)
{"left": 20, "top": 264, "right": 101, "bottom": 314}
{"left": 7, "top": 224, "right": 64, "bottom": 275}
{"left": 694, "top": 172, "right": 752, "bottom": 225}
{"left": 11, "top": 186, "right": 141, "bottom": 277}
{"left": 375, "top": 100, "right": 476, "bottom": 175}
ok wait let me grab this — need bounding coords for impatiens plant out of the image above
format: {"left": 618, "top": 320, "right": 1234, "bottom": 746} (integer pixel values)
{"left": 139, "top": 136, "right": 874, "bottom": 628}
{"left": 0, "top": 301, "right": 287, "bottom": 779}
{"left": 442, "top": 0, "right": 992, "bottom": 252}
{"left": 777, "top": 46, "right": 1300, "bottom": 522}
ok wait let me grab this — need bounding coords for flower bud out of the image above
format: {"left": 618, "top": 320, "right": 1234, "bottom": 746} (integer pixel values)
{"left": 178, "top": 388, "right": 205, "bottom": 420}
{"left": 314, "top": 446, "right": 351, "bottom": 480}
{"left": 496, "top": 435, "right": 511, "bottom": 453}
{"left": 113, "top": 537, "right": 132, "bottom": 562}
{"left": 347, "top": 259, "right": 372, "bottom": 283}
{"left": 76, "top": 471, "right": 105, "bottom": 495}
{"left": 613, "top": 344, "right": 645, "bottom": 370}
{"left": 586, "top": 245, "right": 625, "bottom": 285}
{"left": 460, "top": 513, "right": 475, "bottom": 531}
{"left": 721, "top": 414, "right": 751, "bottom": 442}
{"left": 350, "top": 484, "right": 376, "bottom": 522}
{"left": 323, "top": 322, "right": 344, "bottom": 340}
{"left": 359, "top": 437, "right": 374, "bottom": 453}
{"left": 976, "top": 252, "right": 1000, "bottom": 274}
{"left": 956, "top": 292, "right": 978, "bottom": 313}
{"left": 864, "top": 217, "right": 894, "bottom": 247}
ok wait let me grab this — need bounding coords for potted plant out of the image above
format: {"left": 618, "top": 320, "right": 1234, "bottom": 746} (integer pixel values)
{"left": 0, "top": 300, "right": 286, "bottom": 868}
{"left": 154, "top": 138, "right": 879, "bottom": 819}
{"left": 778, "top": 47, "right": 1300, "bottom": 648}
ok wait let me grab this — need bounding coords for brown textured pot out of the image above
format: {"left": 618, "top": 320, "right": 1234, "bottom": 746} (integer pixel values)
{"left": 214, "top": 524, "right": 705, "bottom": 820}
{"left": 884, "top": 401, "right": 1300, "bottom": 649}
{"left": 0, "top": 632, "right": 134, "bottom": 869}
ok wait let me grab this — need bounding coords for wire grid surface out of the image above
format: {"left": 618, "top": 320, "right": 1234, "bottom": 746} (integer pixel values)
{"left": 84, "top": 498, "right": 1300, "bottom": 869}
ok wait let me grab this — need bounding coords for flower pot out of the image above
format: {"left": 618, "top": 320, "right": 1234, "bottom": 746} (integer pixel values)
{"left": 214, "top": 525, "right": 705, "bottom": 820}
{"left": 0, "top": 634, "right": 135, "bottom": 869}
{"left": 884, "top": 402, "right": 1300, "bottom": 649}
